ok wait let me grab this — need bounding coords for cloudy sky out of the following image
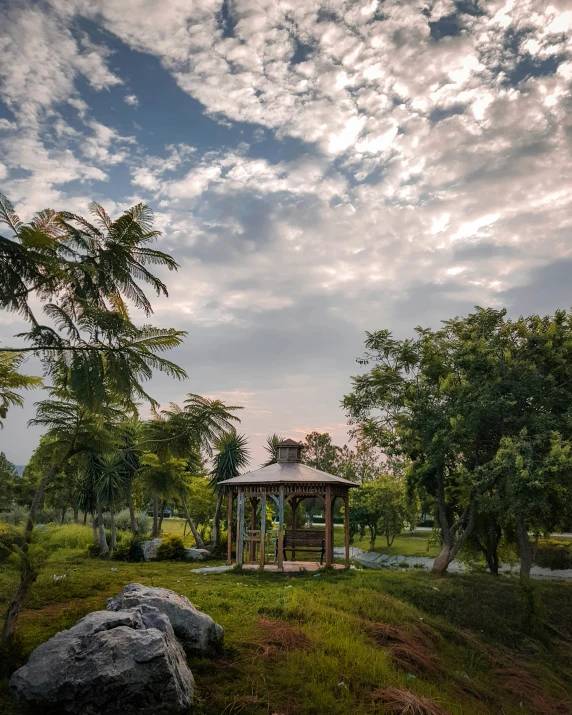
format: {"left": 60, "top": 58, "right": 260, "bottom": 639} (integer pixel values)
{"left": 1, "top": 0, "right": 572, "bottom": 466}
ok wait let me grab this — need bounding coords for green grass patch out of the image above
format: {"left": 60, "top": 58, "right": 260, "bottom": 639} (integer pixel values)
{"left": 0, "top": 542, "right": 571, "bottom": 715}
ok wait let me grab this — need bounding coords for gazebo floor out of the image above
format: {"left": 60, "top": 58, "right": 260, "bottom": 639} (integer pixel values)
{"left": 242, "top": 561, "right": 345, "bottom": 572}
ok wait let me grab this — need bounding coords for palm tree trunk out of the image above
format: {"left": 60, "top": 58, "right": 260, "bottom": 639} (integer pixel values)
{"left": 152, "top": 495, "right": 159, "bottom": 538}
{"left": 2, "top": 451, "right": 73, "bottom": 642}
{"left": 158, "top": 499, "right": 166, "bottom": 532}
{"left": 211, "top": 490, "right": 223, "bottom": 551}
{"left": 179, "top": 490, "right": 206, "bottom": 549}
{"left": 110, "top": 506, "right": 116, "bottom": 551}
{"left": 91, "top": 511, "right": 97, "bottom": 539}
{"left": 126, "top": 482, "right": 138, "bottom": 535}
{"left": 97, "top": 501, "right": 109, "bottom": 558}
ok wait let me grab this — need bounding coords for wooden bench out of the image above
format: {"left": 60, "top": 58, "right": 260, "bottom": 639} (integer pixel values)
{"left": 283, "top": 529, "right": 325, "bottom": 563}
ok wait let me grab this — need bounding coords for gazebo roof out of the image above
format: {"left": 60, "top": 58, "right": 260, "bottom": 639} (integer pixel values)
{"left": 218, "top": 461, "right": 357, "bottom": 487}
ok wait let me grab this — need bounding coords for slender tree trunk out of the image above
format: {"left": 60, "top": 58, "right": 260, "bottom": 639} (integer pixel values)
{"left": 60, "top": 506, "right": 67, "bottom": 525}
{"left": 517, "top": 514, "right": 534, "bottom": 578}
{"left": 369, "top": 526, "right": 376, "bottom": 551}
{"left": 110, "top": 507, "right": 116, "bottom": 551}
{"left": 2, "top": 452, "right": 73, "bottom": 642}
{"left": 97, "top": 501, "right": 109, "bottom": 558}
{"left": 179, "top": 490, "right": 206, "bottom": 549}
{"left": 477, "top": 525, "right": 502, "bottom": 576}
{"left": 91, "top": 511, "right": 97, "bottom": 540}
{"left": 158, "top": 499, "right": 166, "bottom": 533}
{"left": 83, "top": 510, "right": 88, "bottom": 526}
{"left": 126, "top": 482, "right": 138, "bottom": 535}
{"left": 211, "top": 490, "right": 223, "bottom": 552}
{"left": 152, "top": 496, "right": 159, "bottom": 538}
{"left": 432, "top": 487, "right": 476, "bottom": 575}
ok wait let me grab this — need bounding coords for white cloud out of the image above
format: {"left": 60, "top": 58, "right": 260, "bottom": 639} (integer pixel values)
{"left": 124, "top": 94, "right": 139, "bottom": 107}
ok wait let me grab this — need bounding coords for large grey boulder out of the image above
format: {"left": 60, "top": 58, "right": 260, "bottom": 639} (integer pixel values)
{"left": 107, "top": 582, "right": 223, "bottom": 654}
{"left": 141, "top": 538, "right": 162, "bottom": 561}
{"left": 185, "top": 547, "right": 211, "bottom": 561}
{"left": 10, "top": 605, "right": 194, "bottom": 715}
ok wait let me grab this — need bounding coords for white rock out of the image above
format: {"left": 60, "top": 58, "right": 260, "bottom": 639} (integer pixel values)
{"left": 184, "top": 548, "right": 211, "bottom": 561}
{"left": 141, "top": 538, "right": 162, "bottom": 561}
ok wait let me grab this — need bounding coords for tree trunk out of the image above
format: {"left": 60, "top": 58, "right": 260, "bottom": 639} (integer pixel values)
{"left": 83, "top": 510, "right": 88, "bottom": 526}
{"left": 97, "top": 501, "right": 109, "bottom": 558}
{"left": 517, "top": 513, "right": 534, "bottom": 578}
{"left": 368, "top": 526, "right": 376, "bottom": 551}
{"left": 110, "top": 507, "right": 116, "bottom": 551}
{"left": 91, "top": 511, "right": 97, "bottom": 540}
{"left": 158, "top": 499, "right": 166, "bottom": 533}
{"left": 210, "top": 490, "right": 223, "bottom": 552}
{"left": 73, "top": 505, "right": 79, "bottom": 524}
{"left": 2, "top": 453, "right": 72, "bottom": 642}
{"left": 179, "top": 490, "right": 206, "bottom": 549}
{"left": 1, "top": 557, "right": 38, "bottom": 643}
{"left": 151, "top": 495, "right": 159, "bottom": 538}
{"left": 477, "top": 525, "right": 502, "bottom": 576}
{"left": 126, "top": 483, "right": 138, "bottom": 535}
{"left": 432, "top": 492, "right": 476, "bottom": 575}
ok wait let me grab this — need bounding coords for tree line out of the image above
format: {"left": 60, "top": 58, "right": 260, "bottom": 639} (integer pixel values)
{"left": 343, "top": 308, "right": 572, "bottom": 577}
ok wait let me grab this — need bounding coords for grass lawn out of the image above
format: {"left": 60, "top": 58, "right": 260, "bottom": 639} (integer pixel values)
{"left": 160, "top": 516, "right": 200, "bottom": 546}
{"left": 333, "top": 529, "right": 440, "bottom": 558}
{"left": 1, "top": 539, "right": 572, "bottom": 714}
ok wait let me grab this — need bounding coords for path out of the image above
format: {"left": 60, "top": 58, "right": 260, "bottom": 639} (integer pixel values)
{"left": 334, "top": 546, "right": 572, "bottom": 580}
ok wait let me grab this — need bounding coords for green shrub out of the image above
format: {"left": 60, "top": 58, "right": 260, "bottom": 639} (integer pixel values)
{"left": 105, "top": 510, "right": 150, "bottom": 535}
{"left": 0, "top": 505, "right": 28, "bottom": 526}
{"left": 42, "top": 524, "right": 95, "bottom": 551}
{"left": 534, "top": 540, "right": 572, "bottom": 570}
{"left": 0, "top": 525, "right": 25, "bottom": 564}
{"left": 156, "top": 534, "right": 186, "bottom": 561}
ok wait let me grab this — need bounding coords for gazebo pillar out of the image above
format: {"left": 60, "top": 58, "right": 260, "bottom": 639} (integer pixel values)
{"left": 344, "top": 493, "right": 350, "bottom": 568}
{"left": 249, "top": 497, "right": 258, "bottom": 562}
{"left": 290, "top": 497, "right": 299, "bottom": 560}
{"left": 324, "top": 486, "right": 332, "bottom": 567}
{"left": 226, "top": 489, "right": 234, "bottom": 565}
{"left": 236, "top": 487, "right": 245, "bottom": 567}
{"left": 277, "top": 486, "right": 285, "bottom": 572}
{"left": 260, "top": 493, "right": 266, "bottom": 568}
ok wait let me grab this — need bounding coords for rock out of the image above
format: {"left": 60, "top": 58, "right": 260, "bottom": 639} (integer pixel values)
{"left": 185, "top": 547, "right": 211, "bottom": 561}
{"left": 107, "top": 583, "right": 223, "bottom": 654}
{"left": 141, "top": 538, "right": 162, "bottom": 561}
{"left": 10, "top": 605, "right": 194, "bottom": 715}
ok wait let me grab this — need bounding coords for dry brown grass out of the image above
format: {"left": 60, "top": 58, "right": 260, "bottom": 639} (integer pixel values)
{"left": 371, "top": 687, "right": 451, "bottom": 714}
{"left": 366, "top": 623, "right": 444, "bottom": 678}
{"left": 496, "top": 665, "right": 572, "bottom": 715}
{"left": 253, "top": 616, "right": 310, "bottom": 658}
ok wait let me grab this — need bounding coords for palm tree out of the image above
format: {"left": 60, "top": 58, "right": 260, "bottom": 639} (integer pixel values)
{"left": 144, "top": 394, "right": 244, "bottom": 548}
{"left": 0, "top": 195, "right": 187, "bottom": 414}
{"left": 0, "top": 353, "right": 42, "bottom": 428}
{"left": 95, "top": 452, "right": 125, "bottom": 552}
{"left": 210, "top": 432, "right": 250, "bottom": 551}
{"left": 116, "top": 419, "right": 143, "bottom": 534}
{"left": 262, "top": 433, "right": 284, "bottom": 466}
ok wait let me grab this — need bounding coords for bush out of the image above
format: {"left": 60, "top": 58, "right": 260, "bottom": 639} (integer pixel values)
{"left": 42, "top": 524, "right": 95, "bottom": 551}
{"left": 110, "top": 535, "right": 147, "bottom": 562}
{"left": 0, "top": 505, "right": 28, "bottom": 526}
{"left": 156, "top": 534, "right": 186, "bottom": 561}
{"left": 103, "top": 510, "right": 150, "bottom": 535}
{"left": 0, "top": 525, "right": 25, "bottom": 563}
{"left": 534, "top": 540, "right": 572, "bottom": 570}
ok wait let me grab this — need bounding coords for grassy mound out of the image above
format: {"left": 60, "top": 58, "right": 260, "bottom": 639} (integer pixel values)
{"left": 0, "top": 552, "right": 571, "bottom": 714}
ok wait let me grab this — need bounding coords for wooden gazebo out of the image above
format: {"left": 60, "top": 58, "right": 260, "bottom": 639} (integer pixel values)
{"left": 220, "top": 439, "right": 356, "bottom": 571}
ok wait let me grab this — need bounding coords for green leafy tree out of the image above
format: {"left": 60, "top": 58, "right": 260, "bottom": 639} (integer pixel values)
{"left": 302, "top": 432, "right": 342, "bottom": 474}
{"left": 344, "top": 327, "right": 476, "bottom": 574}
{"left": 0, "top": 453, "right": 19, "bottom": 510}
{"left": 210, "top": 432, "right": 250, "bottom": 550}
